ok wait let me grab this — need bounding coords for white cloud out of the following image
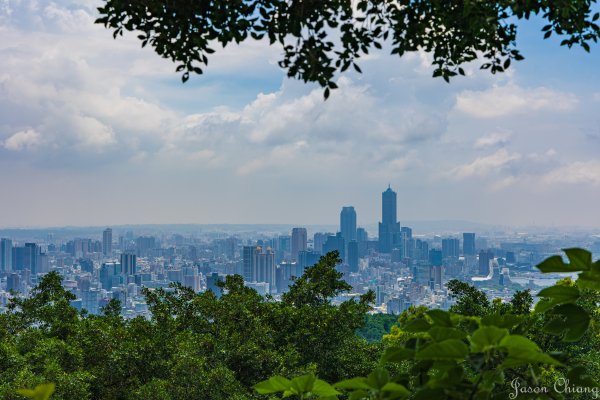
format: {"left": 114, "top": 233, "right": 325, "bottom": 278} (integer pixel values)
{"left": 450, "top": 149, "right": 522, "bottom": 179}
{"left": 455, "top": 84, "right": 578, "bottom": 118}
{"left": 3, "top": 128, "right": 41, "bottom": 150}
{"left": 474, "top": 131, "right": 511, "bottom": 149}
{"left": 543, "top": 161, "right": 600, "bottom": 186}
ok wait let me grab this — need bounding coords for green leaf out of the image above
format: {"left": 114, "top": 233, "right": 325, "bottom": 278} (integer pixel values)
{"left": 380, "top": 347, "right": 415, "bottom": 363}
{"left": 254, "top": 376, "right": 292, "bottom": 394}
{"left": 349, "top": 390, "right": 369, "bottom": 400}
{"left": 415, "top": 339, "right": 469, "bottom": 360}
{"left": 335, "top": 377, "right": 371, "bottom": 390}
{"left": 470, "top": 326, "right": 508, "bottom": 353}
{"left": 428, "top": 327, "right": 467, "bottom": 342}
{"left": 564, "top": 248, "right": 592, "bottom": 270}
{"left": 290, "top": 374, "right": 317, "bottom": 394}
{"left": 577, "top": 271, "right": 600, "bottom": 290}
{"left": 402, "top": 318, "right": 432, "bottom": 332}
{"left": 17, "top": 384, "right": 55, "bottom": 400}
{"left": 534, "top": 285, "right": 580, "bottom": 313}
{"left": 536, "top": 249, "right": 591, "bottom": 273}
{"left": 481, "top": 313, "right": 523, "bottom": 328}
{"left": 427, "top": 309, "right": 452, "bottom": 327}
{"left": 311, "top": 379, "right": 341, "bottom": 397}
{"left": 543, "top": 303, "right": 590, "bottom": 342}
{"left": 381, "top": 382, "right": 410, "bottom": 397}
{"left": 366, "top": 368, "right": 390, "bottom": 390}
{"left": 566, "top": 365, "right": 599, "bottom": 388}
{"left": 412, "top": 387, "right": 446, "bottom": 400}
{"left": 499, "top": 335, "right": 560, "bottom": 367}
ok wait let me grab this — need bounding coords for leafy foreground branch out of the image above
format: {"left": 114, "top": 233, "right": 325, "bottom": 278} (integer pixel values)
{"left": 255, "top": 248, "right": 600, "bottom": 399}
{"left": 96, "top": 1, "right": 600, "bottom": 97}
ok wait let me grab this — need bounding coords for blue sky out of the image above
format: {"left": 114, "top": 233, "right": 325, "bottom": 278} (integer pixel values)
{"left": 1, "top": 0, "right": 600, "bottom": 229}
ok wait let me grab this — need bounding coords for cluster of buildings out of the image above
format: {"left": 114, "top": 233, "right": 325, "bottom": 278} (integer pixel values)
{"left": 1, "top": 187, "right": 598, "bottom": 317}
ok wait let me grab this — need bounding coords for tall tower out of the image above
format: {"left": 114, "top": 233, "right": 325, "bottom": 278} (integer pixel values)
{"left": 103, "top": 228, "right": 113, "bottom": 256}
{"left": 291, "top": 228, "right": 307, "bottom": 261}
{"left": 378, "top": 186, "right": 401, "bottom": 253}
{"left": 340, "top": 206, "right": 357, "bottom": 243}
{"left": 0, "top": 238, "right": 12, "bottom": 273}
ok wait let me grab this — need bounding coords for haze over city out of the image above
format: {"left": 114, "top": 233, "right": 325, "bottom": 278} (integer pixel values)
{"left": 1, "top": 0, "right": 600, "bottom": 228}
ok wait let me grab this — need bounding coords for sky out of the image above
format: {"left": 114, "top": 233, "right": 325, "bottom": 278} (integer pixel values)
{"left": 1, "top": 0, "right": 600, "bottom": 229}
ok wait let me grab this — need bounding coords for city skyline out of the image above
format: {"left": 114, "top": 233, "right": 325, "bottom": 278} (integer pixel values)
{"left": 2, "top": 1, "right": 600, "bottom": 228}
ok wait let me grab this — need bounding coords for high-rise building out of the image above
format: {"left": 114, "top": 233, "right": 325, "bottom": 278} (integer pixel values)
{"left": 79, "top": 258, "right": 94, "bottom": 274}
{"left": 254, "top": 246, "right": 276, "bottom": 289}
{"left": 136, "top": 236, "right": 156, "bottom": 257}
{"left": 102, "top": 228, "right": 112, "bottom": 256}
{"left": 340, "top": 206, "right": 357, "bottom": 243}
{"left": 378, "top": 186, "right": 401, "bottom": 253}
{"left": 12, "top": 246, "right": 25, "bottom": 271}
{"left": 415, "top": 239, "right": 429, "bottom": 262}
{"left": 241, "top": 245, "right": 276, "bottom": 292}
{"left": 298, "top": 250, "right": 321, "bottom": 275}
{"left": 430, "top": 265, "right": 443, "bottom": 289}
{"left": 356, "top": 228, "right": 368, "bottom": 242}
{"left": 313, "top": 232, "right": 331, "bottom": 254}
{"left": 7, "top": 273, "right": 20, "bottom": 292}
{"left": 1, "top": 238, "right": 12, "bottom": 273}
{"left": 442, "top": 238, "right": 460, "bottom": 259}
{"left": 291, "top": 228, "right": 307, "bottom": 261}
{"left": 463, "top": 233, "right": 476, "bottom": 256}
{"left": 120, "top": 253, "right": 137, "bottom": 276}
{"left": 478, "top": 250, "right": 494, "bottom": 276}
{"left": 323, "top": 232, "right": 345, "bottom": 261}
{"left": 21, "top": 243, "right": 46, "bottom": 275}
{"left": 242, "top": 246, "right": 257, "bottom": 282}
{"left": 347, "top": 240, "right": 359, "bottom": 272}
{"left": 429, "top": 249, "right": 443, "bottom": 267}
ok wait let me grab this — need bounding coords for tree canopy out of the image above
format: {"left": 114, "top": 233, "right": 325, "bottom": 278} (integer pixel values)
{"left": 96, "top": 0, "right": 600, "bottom": 97}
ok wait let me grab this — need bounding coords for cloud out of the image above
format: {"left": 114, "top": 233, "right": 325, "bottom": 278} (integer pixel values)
{"left": 3, "top": 129, "right": 41, "bottom": 150}
{"left": 474, "top": 131, "right": 511, "bottom": 149}
{"left": 450, "top": 149, "right": 522, "bottom": 179}
{"left": 455, "top": 84, "right": 578, "bottom": 118}
{"left": 543, "top": 161, "right": 600, "bottom": 186}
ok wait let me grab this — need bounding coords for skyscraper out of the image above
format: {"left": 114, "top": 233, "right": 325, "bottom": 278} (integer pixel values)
{"left": 120, "top": 253, "right": 137, "bottom": 276}
{"left": 103, "top": 228, "right": 112, "bottom": 256}
{"left": 463, "top": 233, "right": 476, "bottom": 256}
{"left": 323, "top": 233, "right": 345, "bottom": 261}
{"left": 24, "top": 243, "right": 41, "bottom": 274}
{"left": 242, "top": 246, "right": 257, "bottom": 282}
{"left": 378, "top": 186, "right": 401, "bottom": 253}
{"left": 340, "top": 206, "right": 357, "bottom": 243}
{"left": 291, "top": 228, "right": 307, "bottom": 261}
{"left": 242, "top": 245, "right": 276, "bottom": 293}
{"left": 478, "top": 250, "right": 494, "bottom": 276}
{"left": 254, "top": 246, "right": 276, "bottom": 291}
{"left": 313, "top": 232, "right": 330, "bottom": 254}
{"left": 1, "top": 238, "right": 12, "bottom": 273}
{"left": 347, "top": 240, "right": 359, "bottom": 272}
{"left": 442, "top": 238, "right": 460, "bottom": 259}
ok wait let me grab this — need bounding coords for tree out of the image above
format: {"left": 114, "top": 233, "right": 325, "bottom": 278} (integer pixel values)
{"left": 96, "top": 0, "right": 600, "bottom": 96}
{"left": 256, "top": 248, "right": 600, "bottom": 399}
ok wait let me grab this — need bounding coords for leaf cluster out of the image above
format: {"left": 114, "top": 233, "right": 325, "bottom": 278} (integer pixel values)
{"left": 96, "top": 0, "right": 600, "bottom": 97}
